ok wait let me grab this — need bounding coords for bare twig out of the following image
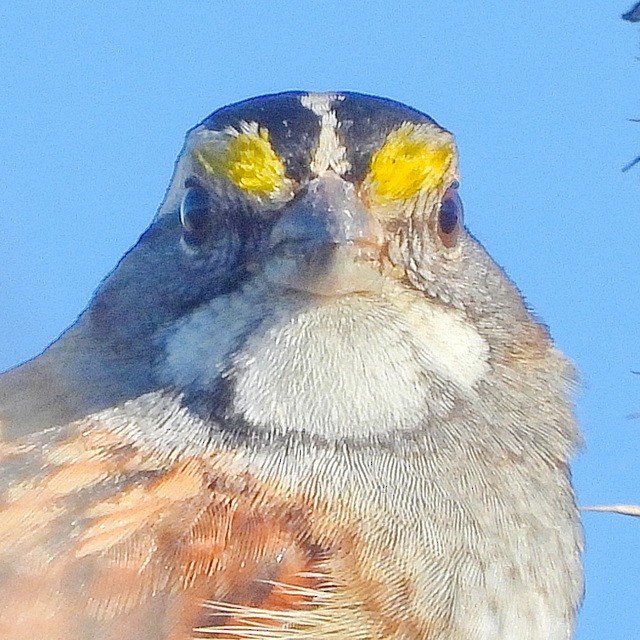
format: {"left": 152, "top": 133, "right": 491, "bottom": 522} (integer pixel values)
{"left": 582, "top": 505, "right": 640, "bottom": 517}
{"left": 622, "top": 156, "right": 640, "bottom": 172}
{"left": 623, "top": 2, "right": 640, "bottom": 22}
{"left": 623, "top": 6, "right": 640, "bottom": 169}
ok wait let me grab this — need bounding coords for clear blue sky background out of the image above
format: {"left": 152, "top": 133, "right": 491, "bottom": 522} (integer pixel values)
{"left": 1, "top": 2, "right": 639, "bottom": 637}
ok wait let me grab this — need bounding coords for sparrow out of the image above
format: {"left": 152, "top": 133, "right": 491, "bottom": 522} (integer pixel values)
{"left": 0, "top": 91, "right": 583, "bottom": 640}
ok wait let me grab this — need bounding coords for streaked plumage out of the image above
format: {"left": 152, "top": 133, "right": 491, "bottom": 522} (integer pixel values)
{"left": 0, "top": 92, "right": 583, "bottom": 639}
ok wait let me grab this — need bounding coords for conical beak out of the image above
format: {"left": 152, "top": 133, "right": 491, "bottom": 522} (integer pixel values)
{"left": 264, "top": 172, "right": 385, "bottom": 296}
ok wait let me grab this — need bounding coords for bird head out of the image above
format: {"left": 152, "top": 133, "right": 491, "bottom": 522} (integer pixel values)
{"left": 0, "top": 92, "right": 571, "bottom": 451}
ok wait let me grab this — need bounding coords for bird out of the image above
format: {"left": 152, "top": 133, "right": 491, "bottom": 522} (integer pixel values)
{"left": 0, "top": 91, "right": 583, "bottom": 640}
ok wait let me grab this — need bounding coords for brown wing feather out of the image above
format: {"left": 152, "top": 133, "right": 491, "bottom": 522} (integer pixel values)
{"left": 0, "top": 419, "right": 384, "bottom": 640}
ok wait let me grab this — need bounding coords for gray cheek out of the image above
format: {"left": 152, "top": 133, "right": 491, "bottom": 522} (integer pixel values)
{"left": 88, "top": 215, "right": 246, "bottom": 347}
{"left": 154, "top": 282, "right": 273, "bottom": 392}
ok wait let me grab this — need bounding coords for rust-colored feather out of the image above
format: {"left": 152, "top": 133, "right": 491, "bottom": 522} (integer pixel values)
{"left": 0, "top": 418, "right": 385, "bottom": 639}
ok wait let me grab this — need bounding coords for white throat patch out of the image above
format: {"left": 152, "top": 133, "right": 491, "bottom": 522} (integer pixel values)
{"left": 158, "top": 281, "right": 490, "bottom": 439}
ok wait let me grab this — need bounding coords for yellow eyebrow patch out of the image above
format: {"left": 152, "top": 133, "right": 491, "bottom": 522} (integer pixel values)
{"left": 193, "top": 124, "right": 291, "bottom": 200}
{"left": 366, "top": 123, "right": 455, "bottom": 204}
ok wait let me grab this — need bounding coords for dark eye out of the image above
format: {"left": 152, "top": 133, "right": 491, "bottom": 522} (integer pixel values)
{"left": 180, "top": 184, "right": 215, "bottom": 246}
{"left": 438, "top": 183, "right": 463, "bottom": 248}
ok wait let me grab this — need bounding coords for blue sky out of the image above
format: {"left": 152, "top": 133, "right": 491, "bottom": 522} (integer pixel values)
{"left": 1, "top": 2, "right": 639, "bottom": 637}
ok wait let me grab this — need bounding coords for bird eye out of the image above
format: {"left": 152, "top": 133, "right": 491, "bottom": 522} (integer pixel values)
{"left": 180, "top": 184, "right": 215, "bottom": 246}
{"left": 438, "top": 183, "right": 463, "bottom": 248}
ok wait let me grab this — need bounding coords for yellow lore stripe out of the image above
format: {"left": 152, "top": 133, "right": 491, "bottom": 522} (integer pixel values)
{"left": 194, "top": 126, "right": 290, "bottom": 199}
{"left": 366, "top": 123, "right": 455, "bottom": 204}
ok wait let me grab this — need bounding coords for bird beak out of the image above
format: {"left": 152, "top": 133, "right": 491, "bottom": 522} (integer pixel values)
{"left": 264, "top": 172, "right": 385, "bottom": 296}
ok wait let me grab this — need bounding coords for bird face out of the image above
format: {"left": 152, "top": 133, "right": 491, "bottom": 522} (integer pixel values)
{"left": 132, "top": 92, "right": 495, "bottom": 443}
{"left": 0, "top": 92, "right": 583, "bottom": 640}
{"left": 169, "top": 93, "right": 461, "bottom": 301}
